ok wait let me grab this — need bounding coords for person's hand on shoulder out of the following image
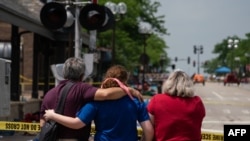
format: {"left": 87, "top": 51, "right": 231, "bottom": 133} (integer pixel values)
{"left": 128, "top": 87, "right": 143, "bottom": 102}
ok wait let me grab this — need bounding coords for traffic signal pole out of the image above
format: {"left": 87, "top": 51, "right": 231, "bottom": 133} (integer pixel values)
{"left": 193, "top": 45, "right": 203, "bottom": 74}
{"left": 40, "top": 0, "right": 105, "bottom": 58}
{"left": 171, "top": 56, "right": 191, "bottom": 72}
{"left": 75, "top": 0, "right": 98, "bottom": 58}
{"left": 75, "top": 0, "right": 81, "bottom": 58}
{"left": 197, "top": 49, "right": 200, "bottom": 74}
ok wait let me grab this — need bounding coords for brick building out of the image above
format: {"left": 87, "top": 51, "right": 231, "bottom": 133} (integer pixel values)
{"left": 0, "top": 22, "right": 34, "bottom": 89}
{"left": 0, "top": 0, "right": 86, "bottom": 101}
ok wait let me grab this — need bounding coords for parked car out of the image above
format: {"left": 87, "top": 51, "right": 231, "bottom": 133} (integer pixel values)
{"left": 223, "top": 73, "right": 240, "bottom": 86}
{"left": 192, "top": 74, "right": 205, "bottom": 85}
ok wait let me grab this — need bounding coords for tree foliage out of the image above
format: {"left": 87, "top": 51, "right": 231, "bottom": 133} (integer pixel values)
{"left": 96, "top": 0, "right": 169, "bottom": 71}
{"left": 204, "top": 33, "right": 250, "bottom": 76}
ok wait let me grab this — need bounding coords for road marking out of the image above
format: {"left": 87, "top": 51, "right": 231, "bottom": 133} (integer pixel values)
{"left": 212, "top": 91, "right": 223, "bottom": 100}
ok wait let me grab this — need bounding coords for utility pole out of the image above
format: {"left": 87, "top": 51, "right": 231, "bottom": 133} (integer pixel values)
{"left": 75, "top": 0, "right": 81, "bottom": 58}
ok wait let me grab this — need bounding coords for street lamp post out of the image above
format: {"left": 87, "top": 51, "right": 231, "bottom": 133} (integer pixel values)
{"left": 227, "top": 38, "right": 239, "bottom": 72}
{"left": 193, "top": 45, "right": 203, "bottom": 74}
{"left": 138, "top": 25, "right": 152, "bottom": 85}
{"left": 105, "top": 2, "right": 127, "bottom": 65}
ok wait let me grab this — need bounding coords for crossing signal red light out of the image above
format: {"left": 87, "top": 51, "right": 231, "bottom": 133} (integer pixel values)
{"left": 79, "top": 4, "right": 114, "bottom": 31}
{"left": 79, "top": 4, "right": 105, "bottom": 30}
{"left": 98, "top": 6, "right": 115, "bottom": 32}
{"left": 40, "top": 3, "right": 115, "bottom": 31}
{"left": 40, "top": 2, "right": 68, "bottom": 30}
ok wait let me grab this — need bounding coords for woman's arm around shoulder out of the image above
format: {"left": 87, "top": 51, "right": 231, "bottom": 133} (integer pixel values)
{"left": 44, "top": 109, "right": 86, "bottom": 129}
{"left": 94, "top": 87, "right": 143, "bottom": 102}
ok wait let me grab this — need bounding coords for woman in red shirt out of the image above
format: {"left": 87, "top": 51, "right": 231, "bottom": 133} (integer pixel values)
{"left": 147, "top": 70, "right": 206, "bottom": 141}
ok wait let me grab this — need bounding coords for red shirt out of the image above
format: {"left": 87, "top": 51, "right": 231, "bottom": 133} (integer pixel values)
{"left": 147, "top": 94, "right": 205, "bottom": 141}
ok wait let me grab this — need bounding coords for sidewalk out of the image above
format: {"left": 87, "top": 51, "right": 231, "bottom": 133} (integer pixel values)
{"left": 0, "top": 91, "right": 42, "bottom": 141}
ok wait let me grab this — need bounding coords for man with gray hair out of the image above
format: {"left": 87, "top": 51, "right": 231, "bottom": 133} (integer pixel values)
{"left": 40, "top": 57, "right": 142, "bottom": 141}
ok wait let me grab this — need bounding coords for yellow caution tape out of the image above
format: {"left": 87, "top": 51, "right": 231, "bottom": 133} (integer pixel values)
{"left": 137, "top": 127, "right": 143, "bottom": 137}
{"left": 0, "top": 121, "right": 223, "bottom": 141}
{"left": 0, "top": 121, "right": 41, "bottom": 132}
{"left": 19, "top": 75, "right": 32, "bottom": 82}
{"left": 201, "top": 130, "right": 224, "bottom": 141}
{"left": 137, "top": 128, "right": 223, "bottom": 141}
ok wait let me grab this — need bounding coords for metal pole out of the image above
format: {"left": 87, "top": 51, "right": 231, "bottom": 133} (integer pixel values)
{"left": 32, "top": 34, "right": 39, "bottom": 99}
{"left": 198, "top": 47, "right": 200, "bottom": 74}
{"left": 10, "top": 25, "right": 20, "bottom": 101}
{"left": 89, "top": 0, "right": 98, "bottom": 52}
{"left": 231, "top": 49, "right": 233, "bottom": 72}
{"left": 112, "top": 21, "right": 116, "bottom": 65}
{"left": 75, "top": 1, "right": 81, "bottom": 58}
{"left": 142, "top": 34, "right": 146, "bottom": 85}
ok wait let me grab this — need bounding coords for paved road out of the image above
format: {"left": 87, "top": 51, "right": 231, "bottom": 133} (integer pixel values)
{"left": 196, "top": 82, "right": 250, "bottom": 132}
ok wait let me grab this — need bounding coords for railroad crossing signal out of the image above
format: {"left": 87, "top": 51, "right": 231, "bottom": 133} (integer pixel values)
{"left": 40, "top": 2, "right": 114, "bottom": 31}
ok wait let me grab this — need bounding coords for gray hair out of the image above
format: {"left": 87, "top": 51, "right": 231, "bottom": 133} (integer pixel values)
{"left": 162, "top": 70, "right": 194, "bottom": 97}
{"left": 63, "top": 57, "right": 85, "bottom": 81}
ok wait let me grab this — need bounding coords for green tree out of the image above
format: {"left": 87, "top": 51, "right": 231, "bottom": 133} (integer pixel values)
{"left": 206, "top": 33, "right": 250, "bottom": 76}
{"left": 97, "top": 0, "right": 169, "bottom": 72}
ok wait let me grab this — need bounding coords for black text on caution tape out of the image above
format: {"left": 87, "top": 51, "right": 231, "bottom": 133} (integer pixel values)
{"left": 0, "top": 121, "right": 40, "bottom": 132}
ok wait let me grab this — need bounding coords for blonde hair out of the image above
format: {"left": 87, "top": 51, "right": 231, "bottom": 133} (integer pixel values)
{"left": 162, "top": 70, "right": 194, "bottom": 97}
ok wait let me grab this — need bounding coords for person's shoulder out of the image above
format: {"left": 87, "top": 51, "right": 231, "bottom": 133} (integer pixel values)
{"left": 151, "top": 93, "right": 167, "bottom": 98}
{"left": 193, "top": 95, "right": 202, "bottom": 99}
{"left": 192, "top": 95, "right": 204, "bottom": 103}
{"left": 69, "top": 81, "right": 97, "bottom": 92}
{"left": 144, "top": 94, "right": 167, "bottom": 103}
{"left": 75, "top": 81, "right": 95, "bottom": 88}
{"left": 44, "top": 87, "right": 57, "bottom": 97}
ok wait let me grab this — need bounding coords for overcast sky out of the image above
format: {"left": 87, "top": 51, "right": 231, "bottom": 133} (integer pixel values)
{"left": 155, "top": 0, "right": 250, "bottom": 75}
